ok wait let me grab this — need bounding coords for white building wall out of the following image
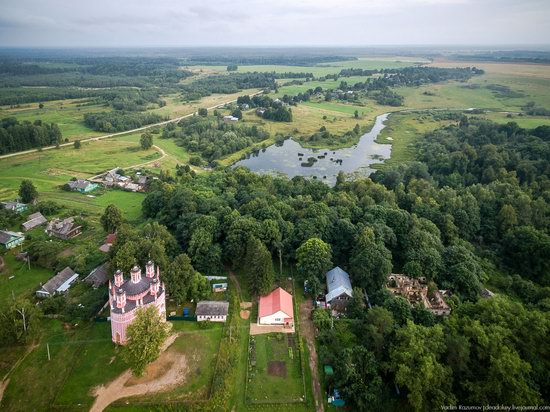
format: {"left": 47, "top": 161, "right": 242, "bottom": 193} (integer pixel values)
{"left": 197, "top": 314, "right": 227, "bottom": 322}
{"left": 259, "top": 310, "right": 291, "bottom": 325}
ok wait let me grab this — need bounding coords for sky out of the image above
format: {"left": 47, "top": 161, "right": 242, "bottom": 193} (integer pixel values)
{"left": 1, "top": 0, "right": 549, "bottom": 48}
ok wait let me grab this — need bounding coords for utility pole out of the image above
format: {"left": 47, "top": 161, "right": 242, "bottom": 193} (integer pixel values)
{"left": 46, "top": 343, "right": 51, "bottom": 361}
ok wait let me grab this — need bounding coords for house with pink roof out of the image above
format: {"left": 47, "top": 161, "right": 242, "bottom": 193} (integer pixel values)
{"left": 258, "top": 287, "right": 294, "bottom": 327}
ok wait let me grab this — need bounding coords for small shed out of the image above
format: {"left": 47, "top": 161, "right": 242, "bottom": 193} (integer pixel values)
{"left": 0, "top": 230, "right": 25, "bottom": 249}
{"left": 212, "top": 282, "right": 228, "bottom": 293}
{"left": 196, "top": 301, "right": 229, "bottom": 323}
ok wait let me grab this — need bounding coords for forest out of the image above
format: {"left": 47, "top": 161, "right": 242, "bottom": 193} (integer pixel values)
{"left": 0, "top": 117, "right": 63, "bottom": 154}
{"left": 180, "top": 72, "right": 277, "bottom": 100}
{"left": 163, "top": 115, "right": 271, "bottom": 163}
{"left": 127, "top": 116, "right": 550, "bottom": 410}
{"left": 83, "top": 111, "right": 165, "bottom": 133}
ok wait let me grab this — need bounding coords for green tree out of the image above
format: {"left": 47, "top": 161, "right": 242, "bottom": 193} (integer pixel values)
{"left": 123, "top": 306, "right": 170, "bottom": 376}
{"left": 100, "top": 204, "right": 124, "bottom": 233}
{"left": 112, "top": 241, "right": 138, "bottom": 273}
{"left": 18, "top": 179, "right": 38, "bottom": 203}
{"left": 164, "top": 253, "right": 196, "bottom": 304}
{"left": 349, "top": 228, "right": 392, "bottom": 292}
{"left": 140, "top": 132, "right": 153, "bottom": 150}
{"left": 198, "top": 108, "right": 208, "bottom": 117}
{"left": 0, "top": 298, "right": 41, "bottom": 345}
{"left": 73, "top": 140, "right": 81, "bottom": 149}
{"left": 244, "top": 237, "right": 274, "bottom": 295}
{"left": 390, "top": 322, "right": 456, "bottom": 411}
{"left": 335, "top": 346, "right": 382, "bottom": 412}
{"left": 296, "top": 238, "right": 332, "bottom": 297}
{"left": 354, "top": 110, "right": 359, "bottom": 119}
{"left": 232, "top": 108, "right": 243, "bottom": 120}
{"left": 313, "top": 309, "right": 332, "bottom": 331}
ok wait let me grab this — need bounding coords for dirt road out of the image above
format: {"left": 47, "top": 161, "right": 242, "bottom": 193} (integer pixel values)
{"left": 300, "top": 300, "right": 324, "bottom": 412}
{"left": 90, "top": 333, "right": 182, "bottom": 412}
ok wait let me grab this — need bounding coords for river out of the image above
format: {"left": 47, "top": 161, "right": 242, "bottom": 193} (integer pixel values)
{"left": 233, "top": 113, "right": 392, "bottom": 185}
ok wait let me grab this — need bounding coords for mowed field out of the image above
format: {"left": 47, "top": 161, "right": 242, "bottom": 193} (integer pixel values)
{"left": 0, "top": 137, "right": 155, "bottom": 219}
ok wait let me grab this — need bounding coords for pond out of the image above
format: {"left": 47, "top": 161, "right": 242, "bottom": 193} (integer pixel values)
{"left": 233, "top": 113, "right": 392, "bottom": 185}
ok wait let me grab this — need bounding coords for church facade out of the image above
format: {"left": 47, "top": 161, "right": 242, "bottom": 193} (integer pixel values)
{"left": 109, "top": 261, "right": 166, "bottom": 344}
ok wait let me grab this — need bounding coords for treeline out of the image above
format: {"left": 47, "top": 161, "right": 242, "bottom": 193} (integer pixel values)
{"left": 164, "top": 115, "right": 270, "bottom": 163}
{"left": 0, "top": 118, "right": 62, "bottom": 154}
{"left": 180, "top": 72, "right": 277, "bottom": 100}
{"left": 184, "top": 55, "right": 354, "bottom": 66}
{"left": 83, "top": 111, "right": 165, "bottom": 133}
{"left": 373, "top": 118, "right": 550, "bottom": 286}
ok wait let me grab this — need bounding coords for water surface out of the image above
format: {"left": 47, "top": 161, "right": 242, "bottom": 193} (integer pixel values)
{"left": 234, "top": 113, "right": 392, "bottom": 185}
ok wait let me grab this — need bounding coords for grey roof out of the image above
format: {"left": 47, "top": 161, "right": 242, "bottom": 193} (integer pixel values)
{"left": 22, "top": 212, "right": 47, "bottom": 231}
{"left": 326, "top": 266, "right": 353, "bottom": 302}
{"left": 0, "top": 230, "right": 23, "bottom": 244}
{"left": 196, "top": 301, "right": 229, "bottom": 316}
{"left": 68, "top": 179, "right": 93, "bottom": 190}
{"left": 84, "top": 262, "right": 110, "bottom": 288}
{"left": 1, "top": 200, "right": 26, "bottom": 211}
{"left": 47, "top": 217, "right": 81, "bottom": 236}
{"left": 40, "top": 267, "right": 77, "bottom": 295}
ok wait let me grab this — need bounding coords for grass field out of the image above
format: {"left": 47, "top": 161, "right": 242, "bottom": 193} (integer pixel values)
{"left": 0, "top": 252, "right": 53, "bottom": 301}
{"left": 0, "top": 138, "right": 154, "bottom": 218}
{"left": 247, "top": 333, "right": 304, "bottom": 404}
{"left": 0, "top": 98, "right": 110, "bottom": 141}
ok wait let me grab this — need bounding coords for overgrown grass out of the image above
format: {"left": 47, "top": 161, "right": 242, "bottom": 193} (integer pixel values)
{"left": 0, "top": 251, "right": 53, "bottom": 301}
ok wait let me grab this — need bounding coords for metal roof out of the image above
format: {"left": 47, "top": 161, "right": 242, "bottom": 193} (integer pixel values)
{"left": 325, "top": 266, "right": 353, "bottom": 302}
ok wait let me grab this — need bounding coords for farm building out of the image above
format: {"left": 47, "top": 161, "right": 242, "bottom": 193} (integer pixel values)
{"left": 1, "top": 200, "right": 28, "bottom": 213}
{"left": 258, "top": 287, "right": 294, "bottom": 327}
{"left": 223, "top": 115, "right": 239, "bottom": 123}
{"left": 325, "top": 266, "right": 353, "bottom": 311}
{"left": 109, "top": 261, "right": 166, "bottom": 344}
{"left": 46, "top": 217, "right": 82, "bottom": 240}
{"left": 196, "top": 301, "right": 229, "bottom": 322}
{"left": 36, "top": 267, "right": 79, "bottom": 298}
{"left": 0, "top": 230, "right": 24, "bottom": 249}
{"left": 22, "top": 212, "right": 47, "bottom": 231}
{"left": 84, "top": 261, "right": 110, "bottom": 288}
{"left": 67, "top": 179, "right": 99, "bottom": 193}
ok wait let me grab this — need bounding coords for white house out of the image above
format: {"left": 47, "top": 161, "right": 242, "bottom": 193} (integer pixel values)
{"left": 196, "top": 301, "right": 229, "bottom": 322}
{"left": 258, "top": 287, "right": 294, "bottom": 326}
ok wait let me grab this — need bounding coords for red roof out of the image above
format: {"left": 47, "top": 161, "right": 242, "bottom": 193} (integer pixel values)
{"left": 105, "top": 233, "right": 117, "bottom": 245}
{"left": 258, "top": 287, "right": 293, "bottom": 319}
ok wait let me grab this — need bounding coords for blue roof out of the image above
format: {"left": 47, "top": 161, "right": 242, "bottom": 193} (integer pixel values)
{"left": 326, "top": 266, "right": 353, "bottom": 302}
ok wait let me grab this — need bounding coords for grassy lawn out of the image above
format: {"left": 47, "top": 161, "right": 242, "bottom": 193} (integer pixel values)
{"left": 118, "top": 321, "right": 224, "bottom": 405}
{"left": 54, "top": 322, "right": 128, "bottom": 409}
{"left": 247, "top": 333, "right": 305, "bottom": 404}
{"left": 0, "top": 251, "right": 53, "bottom": 301}
{"left": 0, "top": 320, "right": 105, "bottom": 412}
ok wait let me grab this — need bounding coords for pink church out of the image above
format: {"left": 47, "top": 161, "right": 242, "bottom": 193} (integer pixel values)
{"left": 109, "top": 261, "right": 166, "bottom": 344}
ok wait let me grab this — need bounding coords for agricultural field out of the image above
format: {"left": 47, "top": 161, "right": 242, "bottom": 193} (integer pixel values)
{"left": 246, "top": 333, "right": 305, "bottom": 403}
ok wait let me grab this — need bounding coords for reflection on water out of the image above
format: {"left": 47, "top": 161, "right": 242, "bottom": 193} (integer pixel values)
{"left": 234, "top": 113, "right": 392, "bottom": 185}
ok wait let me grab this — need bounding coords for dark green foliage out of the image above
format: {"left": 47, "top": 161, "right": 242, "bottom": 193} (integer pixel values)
{"left": 244, "top": 237, "right": 274, "bottom": 295}
{"left": 18, "top": 179, "right": 38, "bottom": 203}
{"left": 140, "top": 132, "right": 153, "bottom": 150}
{"left": 0, "top": 118, "right": 62, "bottom": 154}
{"left": 84, "top": 111, "right": 164, "bottom": 133}
{"left": 100, "top": 204, "right": 124, "bottom": 233}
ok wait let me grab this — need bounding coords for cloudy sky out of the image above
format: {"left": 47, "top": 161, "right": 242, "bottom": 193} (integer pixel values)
{"left": 1, "top": 0, "right": 549, "bottom": 47}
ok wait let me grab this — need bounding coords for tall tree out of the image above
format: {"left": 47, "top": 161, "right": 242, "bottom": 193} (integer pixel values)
{"left": 123, "top": 306, "right": 170, "bottom": 376}
{"left": 296, "top": 237, "right": 332, "bottom": 297}
{"left": 390, "top": 322, "right": 456, "bottom": 411}
{"left": 140, "top": 132, "right": 153, "bottom": 150}
{"left": 349, "top": 227, "right": 392, "bottom": 292}
{"left": 244, "top": 237, "right": 274, "bottom": 296}
{"left": 100, "top": 204, "right": 124, "bottom": 233}
{"left": 19, "top": 179, "right": 38, "bottom": 203}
